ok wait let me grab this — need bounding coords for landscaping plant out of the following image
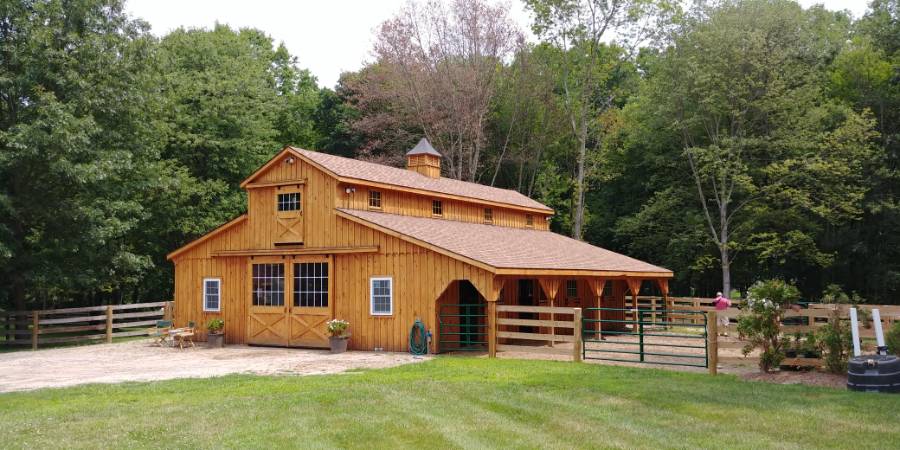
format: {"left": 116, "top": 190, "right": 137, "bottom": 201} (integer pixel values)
{"left": 207, "top": 318, "right": 224, "bottom": 334}
{"left": 886, "top": 322, "right": 900, "bottom": 357}
{"left": 326, "top": 319, "right": 350, "bottom": 338}
{"left": 816, "top": 312, "right": 852, "bottom": 373}
{"left": 737, "top": 279, "right": 801, "bottom": 372}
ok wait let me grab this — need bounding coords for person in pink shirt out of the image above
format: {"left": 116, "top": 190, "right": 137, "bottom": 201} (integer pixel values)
{"left": 713, "top": 292, "right": 732, "bottom": 336}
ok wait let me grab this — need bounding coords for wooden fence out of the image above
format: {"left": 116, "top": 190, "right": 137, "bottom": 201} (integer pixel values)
{"left": 1, "top": 301, "right": 173, "bottom": 350}
{"left": 491, "top": 304, "right": 583, "bottom": 362}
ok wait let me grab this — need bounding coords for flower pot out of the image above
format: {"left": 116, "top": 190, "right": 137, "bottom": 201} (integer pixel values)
{"left": 329, "top": 336, "right": 349, "bottom": 354}
{"left": 207, "top": 332, "right": 224, "bottom": 348}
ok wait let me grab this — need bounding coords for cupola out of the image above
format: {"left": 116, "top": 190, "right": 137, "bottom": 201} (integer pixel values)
{"left": 406, "top": 138, "right": 441, "bottom": 178}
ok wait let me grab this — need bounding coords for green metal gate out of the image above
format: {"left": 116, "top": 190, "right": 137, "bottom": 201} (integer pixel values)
{"left": 438, "top": 302, "right": 487, "bottom": 353}
{"left": 582, "top": 308, "right": 709, "bottom": 368}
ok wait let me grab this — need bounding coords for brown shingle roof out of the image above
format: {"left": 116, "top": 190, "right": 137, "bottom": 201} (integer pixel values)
{"left": 292, "top": 147, "right": 552, "bottom": 212}
{"left": 337, "top": 209, "right": 672, "bottom": 275}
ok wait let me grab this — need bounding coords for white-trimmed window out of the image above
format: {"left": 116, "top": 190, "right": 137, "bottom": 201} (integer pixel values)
{"left": 370, "top": 277, "right": 393, "bottom": 316}
{"left": 203, "top": 278, "right": 221, "bottom": 312}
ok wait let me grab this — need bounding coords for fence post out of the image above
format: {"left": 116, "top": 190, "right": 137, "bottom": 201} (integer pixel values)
{"left": 573, "top": 308, "right": 583, "bottom": 362}
{"left": 638, "top": 311, "right": 645, "bottom": 362}
{"left": 106, "top": 305, "right": 114, "bottom": 344}
{"left": 488, "top": 301, "right": 497, "bottom": 358}
{"left": 707, "top": 311, "right": 718, "bottom": 375}
{"left": 31, "top": 311, "right": 39, "bottom": 351}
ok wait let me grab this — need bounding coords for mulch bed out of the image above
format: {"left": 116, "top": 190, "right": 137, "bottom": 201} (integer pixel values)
{"left": 740, "top": 370, "right": 848, "bottom": 389}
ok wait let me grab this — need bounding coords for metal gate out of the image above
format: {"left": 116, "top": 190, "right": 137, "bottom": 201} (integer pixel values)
{"left": 582, "top": 308, "right": 709, "bottom": 368}
{"left": 438, "top": 302, "right": 487, "bottom": 353}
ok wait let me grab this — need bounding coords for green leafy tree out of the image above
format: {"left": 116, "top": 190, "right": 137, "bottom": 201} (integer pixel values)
{"left": 525, "top": 0, "right": 676, "bottom": 239}
{"left": 638, "top": 0, "right": 878, "bottom": 296}
{"left": 0, "top": 0, "right": 164, "bottom": 310}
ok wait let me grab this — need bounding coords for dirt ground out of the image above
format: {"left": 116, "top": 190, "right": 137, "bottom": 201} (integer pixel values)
{"left": 0, "top": 339, "right": 427, "bottom": 393}
{"left": 493, "top": 329, "right": 850, "bottom": 389}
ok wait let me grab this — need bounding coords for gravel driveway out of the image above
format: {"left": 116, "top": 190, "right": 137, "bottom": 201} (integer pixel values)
{"left": 0, "top": 340, "right": 427, "bottom": 393}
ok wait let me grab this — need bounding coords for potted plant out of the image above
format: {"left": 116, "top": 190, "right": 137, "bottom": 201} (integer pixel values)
{"left": 207, "top": 318, "right": 225, "bottom": 348}
{"left": 327, "top": 319, "right": 350, "bottom": 353}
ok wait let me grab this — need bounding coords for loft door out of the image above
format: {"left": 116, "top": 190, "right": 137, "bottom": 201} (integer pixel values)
{"left": 274, "top": 188, "right": 304, "bottom": 245}
{"left": 289, "top": 258, "right": 332, "bottom": 348}
{"left": 248, "top": 260, "right": 290, "bottom": 346}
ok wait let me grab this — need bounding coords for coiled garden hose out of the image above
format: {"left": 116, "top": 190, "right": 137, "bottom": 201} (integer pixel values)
{"left": 409, "top": 319, "right": 429, "bottom": 355}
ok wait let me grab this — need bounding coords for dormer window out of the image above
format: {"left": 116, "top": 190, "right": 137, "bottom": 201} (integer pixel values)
{"left": 277, "top": 192, "right": 301, "bottom": 212}
{"left": 526, "top": 214, "right": 534, "bottom": 227}
{"left": 483, "top": 208, "right": 493, "bottom": 224}
{"left": 432, "top": 200, "right": 443, "bottom": 216}
{"left": 368, "top": 190, "right": 382, "bottom": 209}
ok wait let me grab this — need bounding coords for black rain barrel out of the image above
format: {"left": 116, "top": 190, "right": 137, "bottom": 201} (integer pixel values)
{"left": 847, "top": 354, "right": 900, "bottom": 393}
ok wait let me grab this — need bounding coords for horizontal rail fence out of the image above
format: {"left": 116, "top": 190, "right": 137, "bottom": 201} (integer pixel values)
{"left": 495, "top": 305, "right": 582, "bottom": 361}
{"left": 1, "top": 301, "right": 173, "bottom": 350}
{"left": 583, "top": 308, "right": 709, "bottom": 368}
{"left": 438, "top": 302, "right": 488, "bottom": 352}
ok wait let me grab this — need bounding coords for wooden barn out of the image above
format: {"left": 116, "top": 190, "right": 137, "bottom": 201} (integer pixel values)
{"left": 167, "top": 139, "right": 673, "bottom": 352}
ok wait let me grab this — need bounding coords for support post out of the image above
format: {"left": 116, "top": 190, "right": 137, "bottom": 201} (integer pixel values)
{"left": 106, "top": 305, "right": 114, "bottom": 344}
{"left": 573, "top": 308, "right": 583, "bottom": 362}
{"left": 163, "top": 301, "right": 173, "bottom": 321}
{"left": 549, "top": 296, "right": 555, "bottom": 348}
{"left": 31, "top": 311, "right": 39, "bottom": 351}
{"left": 488, "top": 301, "right": 497, "bottom": 358}
{"left": 707, "top": 311, "right": 718, "bottom": 375}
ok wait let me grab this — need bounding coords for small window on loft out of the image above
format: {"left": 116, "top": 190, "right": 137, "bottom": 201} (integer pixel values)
{"left": 566, "top": 280, "right": 578, "bottom": 299}
{"left": 277, "top": 192, "right": 301, "bottom": 212}
{"left": 526, "top": 214, "right": 534, "bottom": 227}
{"left": 483, "top": 208, "right": 493, "bottom": 224}
{"left": 369, "top": 190, "right": 382, "bottom": 209}
{"left": 432, "top": 200, "right": 443, "bottom": 216}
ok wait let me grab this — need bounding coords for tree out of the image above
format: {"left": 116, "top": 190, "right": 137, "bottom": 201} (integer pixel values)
{"left": 640, "top": 0, "right": 878, "bottom": 295}
{"left": 0, "top": 0, "right": 163, "bottom": 310}
{"left": 350, "top": 0, "right": 522, "bottom": 179}
{"left": 524, "top": 0, "right": 674, "bottom": 239}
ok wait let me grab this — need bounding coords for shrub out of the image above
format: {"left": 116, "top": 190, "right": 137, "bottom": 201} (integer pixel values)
{"left": 737, "top": 279, "right": 801, "bottom": 372}
{"left": 207, "top": 318, "right": 224, "bottom": 334}
{"left": 887, "top": 322, "right": 900, "bottom": 357}
{"left": 816, "top": 311, "right": 852, "bottom": 373}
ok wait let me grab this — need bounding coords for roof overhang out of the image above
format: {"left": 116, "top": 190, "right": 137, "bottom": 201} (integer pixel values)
{"left": 167, "top": 214, "right": 249, "bottom": 261}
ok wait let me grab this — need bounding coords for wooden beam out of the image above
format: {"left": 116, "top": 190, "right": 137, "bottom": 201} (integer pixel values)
{"left": 243, "top": 178, "right": 307, "bottom": 189}
{"left": 211, "top": 246, "right": 379, "bottom": 257}
{"left": 573, "top": 308, "right": 583, "bottom": 363}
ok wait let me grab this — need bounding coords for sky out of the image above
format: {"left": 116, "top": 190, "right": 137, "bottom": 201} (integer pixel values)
{"left": 126, "top": 0, "right": 871, "bottom": 89}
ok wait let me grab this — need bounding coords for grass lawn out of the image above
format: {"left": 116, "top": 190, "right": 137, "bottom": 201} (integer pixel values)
{"left": 1, "top": 357, "right": 898, "bottom": 449}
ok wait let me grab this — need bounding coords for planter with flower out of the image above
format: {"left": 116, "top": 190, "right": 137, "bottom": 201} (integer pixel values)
{"left": 327, "top": 319, "right": 351, "bottom": 353}
{"left": 206, "top": 318, "right": 225, "bottom": 348}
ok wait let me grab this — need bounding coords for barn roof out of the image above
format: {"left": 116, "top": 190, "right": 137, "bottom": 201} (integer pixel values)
{"left": 336, "top": 209, "right": 672, "bottom": 276}
{"left": 283, "top": 147, "right": 552, "bottom": 212}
